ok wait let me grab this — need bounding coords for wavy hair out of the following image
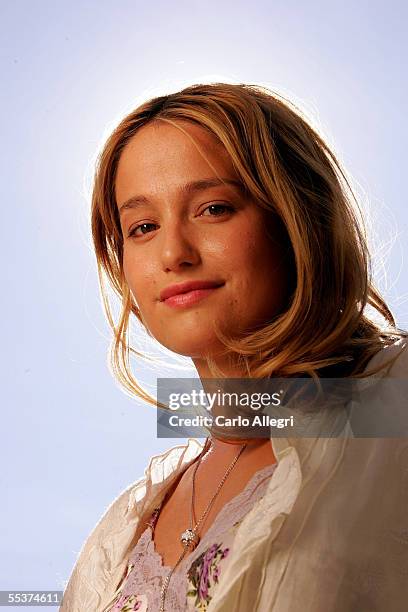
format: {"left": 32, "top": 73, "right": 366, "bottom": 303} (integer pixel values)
{"left": 90, "top": 82, "right": 407, "bottom": 406}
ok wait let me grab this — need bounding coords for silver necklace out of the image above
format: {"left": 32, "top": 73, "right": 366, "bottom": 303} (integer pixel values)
{"left": 158, "top": 437, "right": 247, "bottom": 612}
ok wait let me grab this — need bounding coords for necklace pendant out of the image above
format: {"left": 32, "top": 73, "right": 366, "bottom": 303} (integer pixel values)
{"left": 180, "top": 528, "right": 199, "bottom": 550}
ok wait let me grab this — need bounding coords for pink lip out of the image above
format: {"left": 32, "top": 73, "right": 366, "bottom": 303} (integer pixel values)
{"left": 159, "top": 280, "right": 224, "bottom": 309}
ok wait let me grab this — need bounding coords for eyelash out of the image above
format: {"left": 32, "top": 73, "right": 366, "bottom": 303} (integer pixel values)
{"left": 127, "top": 203, "right": 236, "bottom": 238}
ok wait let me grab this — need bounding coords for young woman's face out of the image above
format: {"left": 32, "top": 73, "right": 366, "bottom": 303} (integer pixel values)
{"left": 115, "top": 119, "right": 292, "bottom": 359}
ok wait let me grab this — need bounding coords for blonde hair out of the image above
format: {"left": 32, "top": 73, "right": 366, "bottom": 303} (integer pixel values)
{"left": 91, "top": 82, "right": 407, "bottom": 406}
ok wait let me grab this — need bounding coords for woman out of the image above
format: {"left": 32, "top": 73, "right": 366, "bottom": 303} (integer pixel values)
{"left": 61, "top": 82, "right": 408, "bottom": 611}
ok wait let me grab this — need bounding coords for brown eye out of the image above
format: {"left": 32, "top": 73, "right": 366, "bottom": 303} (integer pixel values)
{"left": 128, "top": 222, "right": 158, "bottom": 238}
{"left": 201, "top": 203, "right": 235, "bottom": 216}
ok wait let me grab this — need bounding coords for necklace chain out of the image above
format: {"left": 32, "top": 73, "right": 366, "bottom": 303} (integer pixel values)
{"left": 159, "top": 437, "right": 247, "bottom": 612}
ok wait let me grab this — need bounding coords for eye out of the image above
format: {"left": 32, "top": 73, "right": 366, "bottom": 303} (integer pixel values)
{"left": 200, "top": 203, "right": 235, "bottom": 217}
{"left": 128, "top": 222, "right": 158, "bottom": 238}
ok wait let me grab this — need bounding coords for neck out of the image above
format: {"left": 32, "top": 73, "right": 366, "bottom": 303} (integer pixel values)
{"left": 196, "top": 434, "right": 275, "bottom": 477}
{"left": 192, "top": 353, "right": 250, "bottom": 379}
{"left": 210, "top": 435, "right": 247, "bottom": 448}
{"left": 193, "top": 354, "right": 270, "bottom": 450}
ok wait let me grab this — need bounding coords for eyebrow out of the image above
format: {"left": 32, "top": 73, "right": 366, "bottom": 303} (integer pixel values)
{"left": 118, "top": 177, "right": 247, "bottom": 216}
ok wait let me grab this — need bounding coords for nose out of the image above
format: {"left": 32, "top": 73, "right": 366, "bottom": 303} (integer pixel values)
{"left": 159, "top": 220, "right": 200, "bottom": 272}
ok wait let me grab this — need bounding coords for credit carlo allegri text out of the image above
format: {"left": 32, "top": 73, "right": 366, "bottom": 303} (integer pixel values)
{"left": 167, "top": 414, "right": 295, "bottom": 429}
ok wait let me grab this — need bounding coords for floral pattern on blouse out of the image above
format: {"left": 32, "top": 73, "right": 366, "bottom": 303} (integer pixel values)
{"left": 108, "top": 562, "right": 146, "bottom": 612}
{"left": 186, "top": 542, "right": 230, "bottom": 610}
{"left": 110, "top": 592, "right": 142, "bottom": 611}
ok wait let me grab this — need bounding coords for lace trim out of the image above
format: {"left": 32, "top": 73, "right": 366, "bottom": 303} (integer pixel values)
{"left": 142, "top": 462, "right": 276, "bottom": 567}
{"left": 112, "top": 462, "right": 277, "bottom": 610}
{"left": 136, "top": 462, "right": 274, "bottom": 565}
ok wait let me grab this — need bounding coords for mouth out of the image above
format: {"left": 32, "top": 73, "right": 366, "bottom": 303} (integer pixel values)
{"left": 160, "top": 282, "right": 225, "bottom": 309}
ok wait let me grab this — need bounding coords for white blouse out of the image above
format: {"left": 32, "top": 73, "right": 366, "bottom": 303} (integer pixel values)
{"left": 61, "top": 338, "right": 408, "bottom": 611}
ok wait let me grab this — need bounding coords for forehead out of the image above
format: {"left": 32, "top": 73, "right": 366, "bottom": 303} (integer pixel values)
{"left": 115, "top": 120, "right": 237, "bottom": 203}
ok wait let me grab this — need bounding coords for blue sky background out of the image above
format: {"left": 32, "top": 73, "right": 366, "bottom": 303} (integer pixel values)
{"left": 1, "top": 0, "right": 407, "bottom": 605}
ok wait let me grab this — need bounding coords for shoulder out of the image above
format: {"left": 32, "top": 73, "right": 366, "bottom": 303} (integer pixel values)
{"left": 363, "top": 336, "right": 408, "bottom": 377}
{"left": 349, "top": 336, "right": 408, "bottom": 437}
{"left": 61, "top": 438, "right": 203, "bottom": 611}
{"left": 84, "top": 437, "right": 204, "bottom": 544}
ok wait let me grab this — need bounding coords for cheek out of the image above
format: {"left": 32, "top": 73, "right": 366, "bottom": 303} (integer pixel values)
{"left": 223, "top": 225, "right": 266, "bottom": 280}
{"left": 123, "top": 253, "right": 157, "bottom": 307}
{"left": 211, "top": 228, "right": 263, "bottom": 315}
{"left": 224, "top": 223, "right": 288, "bottom": 312}
{"left": 204, "top": 221, "right": 260, "bottom": 263}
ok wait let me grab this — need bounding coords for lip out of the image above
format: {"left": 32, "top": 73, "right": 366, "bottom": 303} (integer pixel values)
{"left": 159, "top": 280, "right": 224, "bottom": 308}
